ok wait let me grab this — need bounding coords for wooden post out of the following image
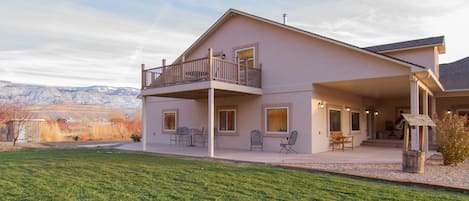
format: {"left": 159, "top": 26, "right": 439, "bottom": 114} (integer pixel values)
{"left": 181, "top": 55, "right": 185, "bottom": 81}
{"left": 162, "top": 59, "right": 166, "bottom": 85}
{"left": 410, "top": 76, "right": 420, "bottom": 150}
{"left": 237, "top": 58, "right": 241, "bottom": 84}
{"left": 208, "top": 48, "right": 213, "bottom": 80}
{"left": 421, "top": 90, "right": 429, "bottom": 152}
{"left": 141, "top": 64, "right": 146, "bottom": 89}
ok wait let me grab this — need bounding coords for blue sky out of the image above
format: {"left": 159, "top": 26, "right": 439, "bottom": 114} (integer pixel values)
{"left": 1, "top": 0, "right": 468, "bottom": 88}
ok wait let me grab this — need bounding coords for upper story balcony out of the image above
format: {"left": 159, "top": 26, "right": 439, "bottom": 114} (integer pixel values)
{"left": 141, "top": 50, "right": 262, "bottom": 90}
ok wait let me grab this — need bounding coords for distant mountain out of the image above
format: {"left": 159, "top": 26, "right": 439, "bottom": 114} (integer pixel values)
{"left": 0, "top": 80, "right": 140, "bottom": 115}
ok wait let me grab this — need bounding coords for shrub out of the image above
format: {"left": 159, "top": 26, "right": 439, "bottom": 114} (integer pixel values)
{"left": 130, "top": 133, "right": 141, "bottom": 142}
{"left": 436, "top": 114, "right": 469, "bottom": 166}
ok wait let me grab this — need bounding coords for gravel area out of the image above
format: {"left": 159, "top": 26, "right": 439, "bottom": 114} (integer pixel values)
{"left": 282, "top": 158, "right": 469, "bottom": 191}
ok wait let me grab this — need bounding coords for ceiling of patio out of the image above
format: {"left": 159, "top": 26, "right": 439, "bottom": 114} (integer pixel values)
{"left": 316, "top": 75, "right": 410, "bottom": 99}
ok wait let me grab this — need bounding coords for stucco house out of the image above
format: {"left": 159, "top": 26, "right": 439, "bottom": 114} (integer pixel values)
{"left": 140, "top": 9, "right": 469, "bottom": 156}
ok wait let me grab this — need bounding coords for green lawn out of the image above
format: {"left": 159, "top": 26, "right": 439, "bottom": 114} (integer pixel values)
{"left": 0, "top": 149, "right": 467, "bottom": 201}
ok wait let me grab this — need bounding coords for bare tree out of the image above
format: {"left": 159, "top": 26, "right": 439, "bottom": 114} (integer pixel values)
{"left": 0, "top": 96, "right": 32, "bottom": 146}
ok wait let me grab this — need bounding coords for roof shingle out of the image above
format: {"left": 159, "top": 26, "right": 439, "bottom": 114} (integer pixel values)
{"left": 364, "top": 36, "right": 444, "bottom": 52}
{"left": 439, "top": 57, "right": 469, "bottom": 90}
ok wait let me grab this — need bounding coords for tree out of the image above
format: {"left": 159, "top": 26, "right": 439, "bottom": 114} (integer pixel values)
{"left": 0, "top": 97, "right": 32, "bottom": 146}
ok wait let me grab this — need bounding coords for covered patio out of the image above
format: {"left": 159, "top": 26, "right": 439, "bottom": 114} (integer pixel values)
{"left": 117, "top": 142, "right": 405, "bottom": 164}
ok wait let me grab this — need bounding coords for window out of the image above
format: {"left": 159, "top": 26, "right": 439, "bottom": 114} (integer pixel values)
{"left": 163, "top": 111, "right": 177, "bottom": 131}
{"left": 235, "top": 47, "right": 255, "bottom": 68}
{"left": 329, "top": 109, "right": 341, "bottom": 132}
{"left": 351, "top": 112, "right": 360, "bottom": 131}
{"left": 218, "top": 109, "right": 236, "bottom": 132}
{"left": 265, "top": 107, "right": 288, "bottom": 134}
{"left": 456, "top": 109, "right": 469, "bottom": 127}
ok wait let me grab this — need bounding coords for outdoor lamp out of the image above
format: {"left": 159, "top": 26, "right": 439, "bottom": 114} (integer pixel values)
{"left": 365, "top": 110, "right": 370, "bottom": 114}
{"left": 447, "top": 110, "right": 452, "bottom": 114}
{"left": 345, "top": 106, "right": 351, "bottom": 112}
{"left": 318, "top": 101, "right": 325, "bottom": 109}
{"left": 374, "top": 111, "right": 379, "bottom": 116}
{"left": 221, "top": 53, "right": 226, "bottom": 59}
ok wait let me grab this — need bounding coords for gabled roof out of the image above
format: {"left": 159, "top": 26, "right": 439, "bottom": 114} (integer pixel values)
{"left": 364, "top": 36, "right": 445, "bottom": 53}
{"left": 175, "top": 9, "right": 426, "bottom": 70}
{"left": 440, "top": 57, "right": 469, "bottom": 90}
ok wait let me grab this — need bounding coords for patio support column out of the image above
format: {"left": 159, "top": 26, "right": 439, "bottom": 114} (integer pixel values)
{"left": 430, "top": 96, "right": 437, "bottom": 145}
{"left": 208, "top": 87, "right": 215, "bottom": 157}
{"left": 422, "top": 90, "right": 429, "bottom": 152}
{"left": 410, "top": 76, "right": 420, "bottom": 151}
{"left": 142, "top": 95, "right": 147, "bottom": 151}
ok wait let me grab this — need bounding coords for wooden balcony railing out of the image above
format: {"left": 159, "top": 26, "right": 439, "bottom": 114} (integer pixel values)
{"left": 142, "top": 49, "right": 262, "bottom": 89}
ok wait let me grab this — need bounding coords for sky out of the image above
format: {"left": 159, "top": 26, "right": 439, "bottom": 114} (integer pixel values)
{"left": 1, "top": 0, "right": 468, "bottom": 88}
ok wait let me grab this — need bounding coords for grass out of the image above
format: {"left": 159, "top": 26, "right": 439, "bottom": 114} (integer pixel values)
{"left": 0, "top": 149, "right": 467, "bottom": 201}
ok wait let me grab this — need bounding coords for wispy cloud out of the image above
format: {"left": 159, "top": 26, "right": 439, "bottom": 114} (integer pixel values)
{"left": 0, "top": 0, "right": 468, "bottom": 87}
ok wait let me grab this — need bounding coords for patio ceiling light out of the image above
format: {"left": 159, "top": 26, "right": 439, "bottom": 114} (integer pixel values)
{"left": 345, "top": 106, "right": 351, "bottom": 112}
{"left": 374, "top": 111, "right": 379, "bottom": 116}
{"left": 365, "top": 110, "right": 370, "bottom": 114}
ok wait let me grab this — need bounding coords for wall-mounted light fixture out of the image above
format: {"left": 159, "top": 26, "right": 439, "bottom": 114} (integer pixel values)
{"left": 374, "top": 111, "right": 379, "bottom": 116}
{"left": 447, "top": 110, "right": 452, "bottom": 114}
{"left": 365, "top": 109, "right": 370, "bottom": 114}
{"left": 221, "top": 53, "right": 226, "bottom": 59}
{"left": 318, "top": 101, "right": 325, "bottom": 109}
{"left": 345, "top": 106, "right": 351, "bottom": 112}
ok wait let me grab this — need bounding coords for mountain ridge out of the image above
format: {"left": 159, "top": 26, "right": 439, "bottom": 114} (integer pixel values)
{"left": 0, "top": 80, "right": 141, "bottom": 115}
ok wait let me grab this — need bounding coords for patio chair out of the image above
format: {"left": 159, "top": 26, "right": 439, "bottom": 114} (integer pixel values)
{"left": 175, "top": 127, "right": 190, "bottom": 144}
{"left": 250, "top": 129, "right": 263, "bottom": 151}
{"left": 330, "top": 132, "right": 353, "bottom": 152}
{"left": 280, "top": 130, "right": 298, "bottom": 153}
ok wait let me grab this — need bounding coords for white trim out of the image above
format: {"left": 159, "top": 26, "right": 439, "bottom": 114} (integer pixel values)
{"left": 234, "top": 46, "right": 256, "bottom": 68}
{"left": 218, "top": 109, "right": 237, "bottom": 133}
{"left": 328, "top": 108, "right": 342, "bottom": 132}
{"left": 350, "top": 111, "right": 361, "bottom": 132}
{"left": 162, "top": 111, "right": 177, "bottom": 132}
{"left": 264, "top": 106, "right": 289, "bottom": 134}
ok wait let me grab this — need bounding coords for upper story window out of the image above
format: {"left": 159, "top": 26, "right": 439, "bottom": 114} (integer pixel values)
{"left": 235, "top": 47, "right": 255, "bottom": 68}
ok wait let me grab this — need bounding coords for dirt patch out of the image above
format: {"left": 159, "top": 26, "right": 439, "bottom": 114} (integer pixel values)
{"left": 0, "top": 142, "right": 53, "bottom": 152}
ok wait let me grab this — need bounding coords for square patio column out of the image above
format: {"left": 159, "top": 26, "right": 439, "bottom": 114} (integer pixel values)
{"left": 422, "top": 90, "right": 429, "bottom": 152}
{"left": 208, "top": 88, "right": 215, "bottom": 157}
{"left": 142, "top": 96, "right": 147, "bottom": 151}
{"left": 410, "top": 77, "right": 420, "bottom": 150}
{"left": 430, "top": 96, "right": 437, "bottom": 145}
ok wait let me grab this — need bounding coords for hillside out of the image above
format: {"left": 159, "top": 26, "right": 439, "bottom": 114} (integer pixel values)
{"left": 0, "top": 80, "right": 140, "bottom": 116}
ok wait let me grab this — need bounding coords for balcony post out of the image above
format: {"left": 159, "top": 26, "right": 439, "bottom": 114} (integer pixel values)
{"left": 208, "top": 48, "right": 213, "bottom": 80}
{"left": 142, "top": 95, "right": 147, "bottom": 151}
{"left": 410, "top": 75, "right": 420, "bottom": 151}
{"left": 141, "top": 64, "right": 146, "bottom": 89}
{"left": 237, "top": 58, "right": 241, "bottom": 84}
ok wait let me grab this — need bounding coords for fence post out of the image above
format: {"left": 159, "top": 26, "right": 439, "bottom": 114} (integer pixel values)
{"left": 208, "top": 48, "right": 213, "bottom": 80}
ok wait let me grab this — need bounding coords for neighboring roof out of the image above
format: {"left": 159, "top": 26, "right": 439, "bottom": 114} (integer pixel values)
{"left": 439, "top": 57, "right": 469, "bottom": 90}
{"left": 364, "top": 36, "right": 445, "bottom": 53}
{"left": 174, "top": 8, "right": 426, "bottom": 70}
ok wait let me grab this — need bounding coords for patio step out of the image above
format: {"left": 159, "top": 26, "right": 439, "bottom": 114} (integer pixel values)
{"left": 360, "top": 139, "right": 403, "bottom": 148}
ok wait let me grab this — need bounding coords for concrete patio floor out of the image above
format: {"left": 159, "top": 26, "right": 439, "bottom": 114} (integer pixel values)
{"left": 117, "top": 142, "right": 410, "bottom": 164}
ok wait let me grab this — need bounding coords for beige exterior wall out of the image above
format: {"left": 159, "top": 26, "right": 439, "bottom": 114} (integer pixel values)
{"left": 436, "top": 96, "right": 469, "bottom": 116}
{"left": 384, "top": 47, "right": 439, "bottom": 76}
{"left": 185, "top": 14, "right": 410, "bottom": 93}
{"left": 144, "top": 14, "right": 451, "bottom": 154}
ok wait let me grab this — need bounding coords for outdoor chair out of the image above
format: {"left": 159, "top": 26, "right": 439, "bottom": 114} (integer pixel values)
{"left": 174, "top": 126, "right": 190, "bottom": 145}
{"left": 250, "top": 129, "right": 263, "bottom": 151}
{"left": 280, "top": 130, "right": 298, "bottom": 153}
{"left": 330, "top": 132, "right": 353, "bottom": 152}
{"left": 193, "top": 127, "right": 207, "bottom": 147}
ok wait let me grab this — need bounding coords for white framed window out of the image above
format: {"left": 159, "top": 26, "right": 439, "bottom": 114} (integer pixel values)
{"left": 329, "top": 109, "right": 341, "bottom": 132}
{"left": 235, "top": 47, "right": 255, "bottom": 68}
{"left": 163, "top": 111, "right": 177, "bottom": 131}
{"left": 218, "top": 109, "right": 236, "bottom": 133}
{"left": 351, "top": 111, "right": 360, "bottom": 132}
{"left": 265, "top": 107, "right": 289, "bottom": 134}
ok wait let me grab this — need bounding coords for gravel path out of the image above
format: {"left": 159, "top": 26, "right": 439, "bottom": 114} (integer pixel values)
{"left": 282, "top": 159, "right": 469, "bottom": 191}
